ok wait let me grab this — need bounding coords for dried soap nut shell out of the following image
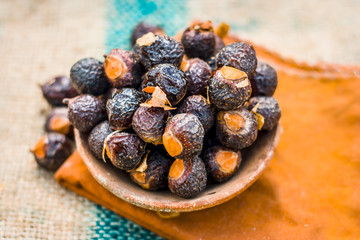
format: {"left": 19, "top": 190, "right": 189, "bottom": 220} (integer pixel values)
{"left": 45, "top": 107, "right": 73, "bottom": 137}
{"left": 131, "top": 22, "right": 164, "bottom": 46}
{"left": 88, "top": 121, "right": 113, "bottom": 160}
{"left": 41, "top": 76, "right": 78, "bottom": 106}
{"left": 250, "top": 62, "right": 278, "bottom": 97}
{"left": 216, "top": 108, "right": 258, "bottom": 149}
{"left": 248, "top": 96, "right": 281, "bottom": 131}
{"left": 168, "top": 157, "right": 207, "bottom": 198}
{"left": 182, "top": 58, "right": 212, "bottom": 97}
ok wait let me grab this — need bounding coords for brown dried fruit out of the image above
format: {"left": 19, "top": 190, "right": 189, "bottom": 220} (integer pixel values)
{"left": 216, "top": 108, "right": 258, "bottom": 149}
{"left": 129, "top": 150, "right": 173, "bottom": 190}
{"left": 163, "top": 113, "right": 204, "bottom": 159}
{"left": 181, "top": 58, "right": 212, "bottom": 96}
{"left": 203, "top": 146, "right": 241, "bottom": 182}
{"left": 45, "top": 107, "right": 73, "bottom": 137}
{"left": 64, "top": 94, "right": 106, "bottom": 133}
{"left": 88, "top": 121, "right": 113, "bottom": 160}
{"left": 104, "top": 132, "right": 146, "bottom": 170}
{"left": 250, "top": 62, "right": 278, "bottom": 97}
{"left": 248, "top": 96, "right": 281, "bottom": 131}
{"left": 168, "top": 157, "right": 207, "bottom": 198}
{"left": 30, "top": 133, "right": 73, "bottom": 171}
{"left": 209, "top": 66, "right": 252, "bottom": 110}
{"left": 40, "top": 76, "right": 78, "bottom": 106}
{"left": 131, "top": 22, "right": 164, "bottom": 46}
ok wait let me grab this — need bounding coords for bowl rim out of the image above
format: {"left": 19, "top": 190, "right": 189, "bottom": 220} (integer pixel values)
{"left": 76, "top": 124, "right": 282, "bottom": 212}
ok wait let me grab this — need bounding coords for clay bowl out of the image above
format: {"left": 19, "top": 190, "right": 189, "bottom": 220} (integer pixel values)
{"left": 75, "top": 124, "right": 282, "bottom": 213}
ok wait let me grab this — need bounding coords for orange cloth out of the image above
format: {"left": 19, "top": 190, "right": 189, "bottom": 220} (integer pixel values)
{"left": 55, "top": 39, "right": 360, "bottom": 240}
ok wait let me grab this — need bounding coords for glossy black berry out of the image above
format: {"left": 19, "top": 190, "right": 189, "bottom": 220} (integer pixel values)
{"left": 181, "top": 21, "right": 216, "bottom": 60}
{"left": 248, "top": 96, "right": 281, "bottom": 131}
{"left": 30, "top": 132, "right": 73, "bottom": 171}
{"left": 88, "top": 121, "right": 113, "bottom": 159}
{"left": 104, "top": 132, "right": 146, "bottom": 170}
{"left": 41, "top": 76, "right": 78, "bottom": 106}
{"left": 132, "top": 106, "right": 170, "bottom": 145}
{"left": 65, "top": 94, "right": 106, "bottom": 133}
{"left": 181, "top": 58, "right": 212, "bottom": 96}
{"left": 216, "top": 108, "right": 258, "bottom": 150}
{"left": 106, "top": 88, "right": 146, "bottom": 130}
{"left": 142, "top": 64, "right": 188, "bottom": 105}
{"left": 70, "top": 58, "right": 110, "bottom": 96}
{"left": 250, "top": 62, "right": 278, "bottom": 97}
{"left": 131, "top": 22, "right": 164, "bottom": 46}
{"left": 216, "top": 42, "right": 257, "bottom": 76}
{"left": 104, "top": 49, "right": 142, "bottom": 88}
{"left": 129, "top": 150, "right": 173, "bottom": 190}
{"left": 134, "top": 33, "right": 184, "bottom": 70}
{"left": 209, "top": 66, "right": 252, "bottom": 110}
{"left": 168, "top": 157, "right": 207, "bottom": 198}
{"left": 176, "top": 95, "right": 215, "bottom": 132}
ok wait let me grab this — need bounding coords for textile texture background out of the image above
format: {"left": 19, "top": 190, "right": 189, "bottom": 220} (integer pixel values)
{"left": 0, "top": 0, "right": 359, "bottom": 239}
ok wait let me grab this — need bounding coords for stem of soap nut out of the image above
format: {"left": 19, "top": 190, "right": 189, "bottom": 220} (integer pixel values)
{"left": 156, "top": 211, "right": 180, "bottom": 219}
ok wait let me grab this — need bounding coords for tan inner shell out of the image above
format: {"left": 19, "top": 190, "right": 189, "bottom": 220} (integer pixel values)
{"left": 216, "top": 150, "right": 238, "bottom": 172}
{"left": 169, "top": 159, "right": 184, "bottom": 179}
{"left": 224, "top": 112, "right": 245, "bottom": 132}
{"left": 220, "top": 66, "right": 247, "bottom": 80}
{"left": 104, "top": 55, "right": 127, "bottom": 80}
{"left": 136, "top": 32, "right": 157, "bottom": 46}
{"left": 49, "top": 117, "right": 70, "bottom": 134}
{"left": 162, "top": 130, "right": 183, "bottom": 157}
{"left": 30, "top": 136, "right": 46, "bottom": 158}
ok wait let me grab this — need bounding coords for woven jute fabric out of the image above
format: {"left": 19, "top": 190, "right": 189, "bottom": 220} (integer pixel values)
{"left": 0, "top": 0, "right": 359, "bottom": 239}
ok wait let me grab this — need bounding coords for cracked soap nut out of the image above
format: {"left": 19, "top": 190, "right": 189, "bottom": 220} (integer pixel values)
{"left": 104, "top": 132, "right": 146, "bottom": 171}
{"left": 131, "top": 22, "right": 164, "bottom": 46}
{"left": 132, "top": 106, "right": 170, "bottom": 145}
{"left": 181, "top": 21, "right": 216, "bottom": 60}
{"left": 88, "top": 121, "right": 113, "bottom": 159}
{"left": 216, "top": 42, "right": 258, "bottom": 76}
{"left": 209, "top": 66, "right": 252, "bottom": 110}
{"left": 181, "top": 58, "right": 212, "bottom": 96}
{"left": 248, "top": 96, "right": 281, "bottom": 131}
{"left": 129, "top": 150, "right": 173, "bottom": 190}
{"left": 104, "top": 49, "right": 142, "bottom": 88}
{"left": 65, "top": 94, "right": 106, "bottom": 133}
{"left": 250, "top": 62, "right": 278, "bottom": 97}
{"left": 41, "top": 76, "right": 78, "bottom": 106}
{"left": 30, "top": 132, "right": 73, "bottom": 171}
{"left": 70, "top": 58, "right": 110, "bottom": 96}
{"left": 216, "top": 108, "right": 258, "bottom": 150}
{"left": 176, "top": 95, "right": 215, "bottom": 132}
{"left": 142, "top": 64, "right": 188, "bottom": 106}
{"left": 45, "top": 107, "right": 73, "bottom": 137}
{"left": 106, "top": 88, "right": 146, "bottom": 130}
{"left": 168, "top": 157, "right": 207, "bottom": 198}
{"left": 162, "top": 113, "right": 204, "bottom": 159}
{"left": 134, "top": 33, "right": 184, "bottom": 70}
{"left": 203, "top": 146, "right": 241, "bottom": 183}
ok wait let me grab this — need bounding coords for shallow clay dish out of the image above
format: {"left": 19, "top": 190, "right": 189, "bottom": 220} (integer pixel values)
{"left": 75, "top": 124, "right": 282, "bottom": 212}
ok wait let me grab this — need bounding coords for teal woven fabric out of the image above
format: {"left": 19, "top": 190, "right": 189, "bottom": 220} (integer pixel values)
{"left": 91, "top": 0, "right": 188, "bottom": 239}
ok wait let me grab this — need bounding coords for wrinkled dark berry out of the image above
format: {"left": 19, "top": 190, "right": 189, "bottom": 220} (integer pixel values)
{"left": 248, "top": 96, "right": 281, "bottom": 131}
{"left": 181, "top": 21, "right": 216, "bottom": 60}
{"left": 142, "top": 64, "right": 188, "bottom": 105}
{"left": 131, "top": 22, "right": 164, "bottom": 46}
{"left": 104, "top": 49, "right": 142, "bottom": 88}
{"left": 106, "top": 88, "right": 146, "bottom": 130}
{"left": 216, "top": 108, "right": 258, "bottom": 149}
{"left": 216, "top": 42, "right": 257, "bottom": 76}
{"left": 45, "top": 107, "right": 73, "bottom": 137}
{"left": 104, "top": 132, "right": 146, "bottom": 170}
{"left": 168, "top": 157, "right": 207, "bottom": 198}
{"left": 176, "top": 95, "right": 215, "bottom": 132}
{"left": 132, "top": 106, "right": 170, "bottom": 145}
{"left": 70, "top": 58, "right": 110, "bottom": 96}
{"left": 163, "top": 113, "right": 204, "bottom": 159}
{"left": 134, "top": 33, "right": 184, "bottom": 70}
{"left": 250, "top": 62, "right": 278, "bottom": 97}
{"left": 129, "top": 150, "right": 173, "bottom": 190}
{"left": 65, "top": 94, "right": 106, "bottom": 133}
{"left": 30, "top": 132, "right": 73, "bottom": 171}
{"left": 88, "top": 121, "right": 113, "bottom": 159}
{"left": 40, "top": 76, "right": 78, "bottom": 106}
{"left": 209, "top": 66, "right": 252, "bottom": 110}
{"left": 203, "top": 146, "right": 241, "bottom": 182}
{"left": 181, "top": 58, "right": 212, "bottom": 96}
